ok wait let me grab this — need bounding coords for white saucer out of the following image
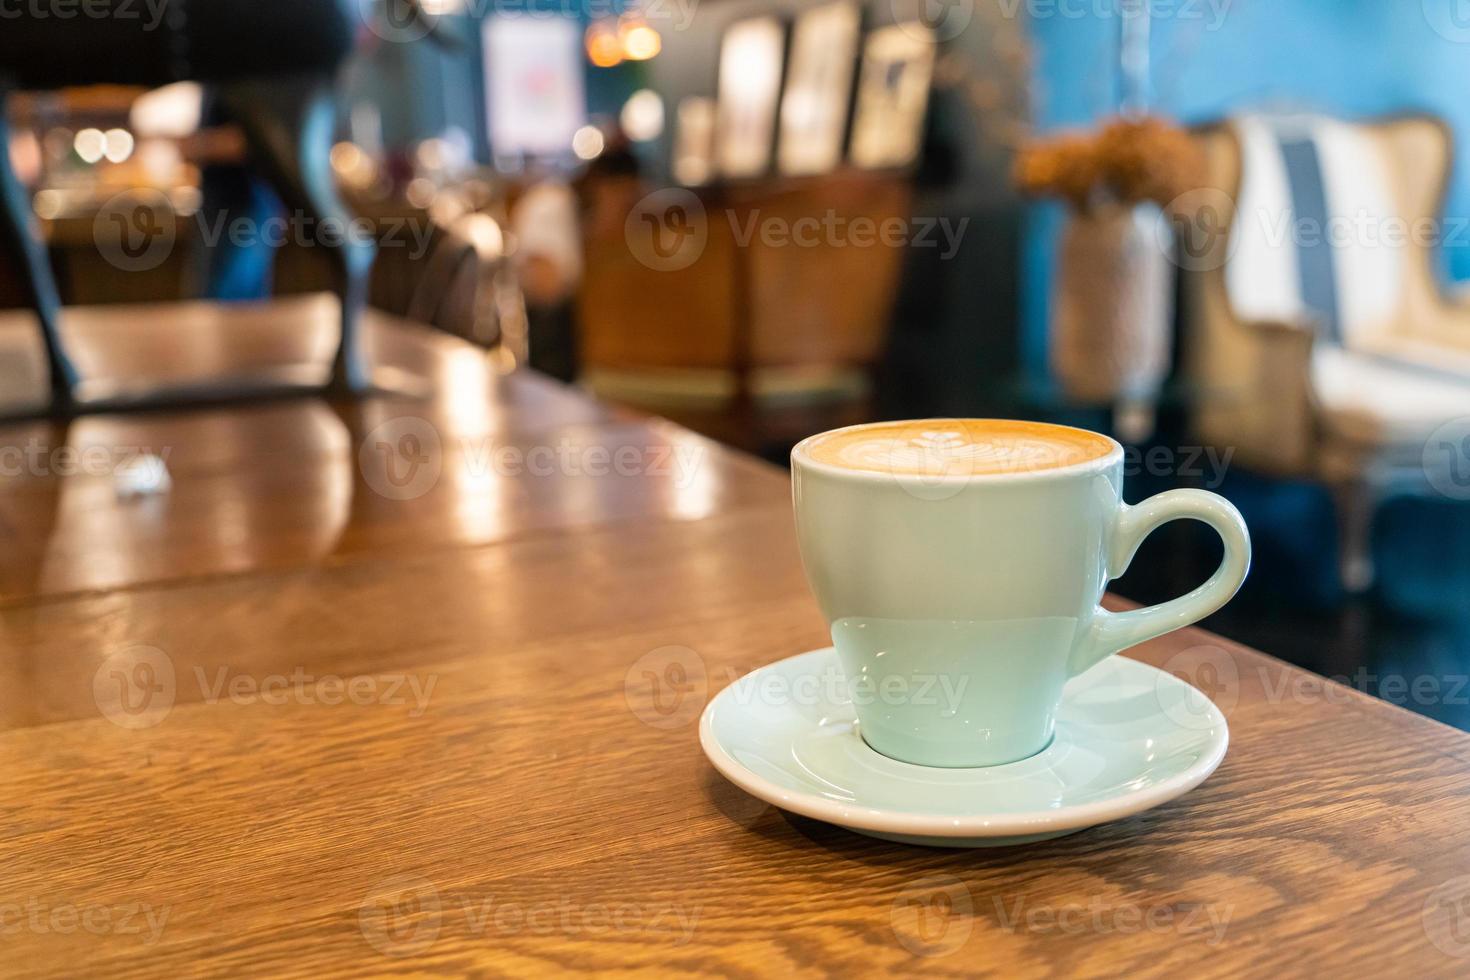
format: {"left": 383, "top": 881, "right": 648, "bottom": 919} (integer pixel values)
{"left": 699, "top": 646, "right": 1228, "bottom": 847}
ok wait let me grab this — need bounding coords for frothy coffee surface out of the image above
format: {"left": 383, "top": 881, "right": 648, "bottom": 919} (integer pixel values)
{"left": 798, "top": 419, "right": 1116, "bottom": 476}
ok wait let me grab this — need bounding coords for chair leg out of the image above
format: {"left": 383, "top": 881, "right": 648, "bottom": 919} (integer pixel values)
{"left": 217, "top": 75, "right": 376, "bottom": 394}
{"left": 1332, "top": 479, "right": 1376, "bottom": 594}
{"left": 0, "top": 93, "right": 78, "bottom": 407}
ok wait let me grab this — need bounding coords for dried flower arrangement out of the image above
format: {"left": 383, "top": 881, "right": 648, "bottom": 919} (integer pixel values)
{"left": 1013, "top": 117, "right": 1203, "bottom": 214}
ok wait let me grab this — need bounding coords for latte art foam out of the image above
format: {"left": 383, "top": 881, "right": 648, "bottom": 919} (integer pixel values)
{"left": 798, "top": 419, "right": 1116, "bottom": 477}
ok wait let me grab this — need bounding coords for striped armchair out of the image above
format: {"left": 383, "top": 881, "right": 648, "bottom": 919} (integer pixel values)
{"left": 1188, "top": 113, "right": 1470, "bottom": 590}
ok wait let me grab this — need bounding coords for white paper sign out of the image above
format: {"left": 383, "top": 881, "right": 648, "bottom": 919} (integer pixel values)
{"left": 483, "top": 16, "right": 587, "bottom": 158}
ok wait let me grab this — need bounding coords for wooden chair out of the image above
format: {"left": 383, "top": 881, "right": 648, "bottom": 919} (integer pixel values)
{"left": 577, "top": 170, "right": 912, "bottom": 453}
{"left": 1187, "top": 113, "right": 1470, "bottom": 589}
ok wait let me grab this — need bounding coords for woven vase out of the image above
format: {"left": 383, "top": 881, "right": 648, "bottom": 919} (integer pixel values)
{"left": 1051, "top": 201, "right": 1172, "bottom": 405}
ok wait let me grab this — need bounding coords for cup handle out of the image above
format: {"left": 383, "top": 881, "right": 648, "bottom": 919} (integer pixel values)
{"left": 1069, "top": 489, "right": 1251, "bottom": 677}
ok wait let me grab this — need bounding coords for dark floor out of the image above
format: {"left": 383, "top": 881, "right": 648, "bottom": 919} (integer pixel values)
{"left": 1115, "top": 458, "right": 1470, "bottom": 732}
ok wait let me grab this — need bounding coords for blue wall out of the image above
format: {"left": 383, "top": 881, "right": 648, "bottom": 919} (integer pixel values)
{"left": 1023, "top": 0, "right": 1470, "bottom": 378}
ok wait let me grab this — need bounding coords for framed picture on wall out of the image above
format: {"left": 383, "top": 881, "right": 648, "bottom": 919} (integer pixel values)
{"left": 776, "top": 1, "right": 861, "bottom": 177}
{"left": 715, "top": 16, "right": 787, "bottom": 179}
{"left": 849, "top": 22, "right": 936, "bottom": 170}
{"left": 672, "top": 96, "right": 717, "bottom": 186}
{"left": 482, "top": 15, "right": 586, "bottom": 159}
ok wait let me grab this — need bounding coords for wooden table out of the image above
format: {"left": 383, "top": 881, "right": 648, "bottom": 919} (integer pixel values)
{"left": 3, "top": 302, "right": 1470, "bottom": 977}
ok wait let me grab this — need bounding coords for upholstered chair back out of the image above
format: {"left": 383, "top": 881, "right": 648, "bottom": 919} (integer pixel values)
{"left": 1188, "top": 113, "right": 1454, "bottom": 473}
{"left": 1225, "top": 116, "right": 1406, "bottom": 345}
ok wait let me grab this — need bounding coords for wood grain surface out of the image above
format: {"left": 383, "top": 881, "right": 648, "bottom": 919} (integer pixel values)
{"left": 2, "top": 305, "right": 1470, "bottom": 977}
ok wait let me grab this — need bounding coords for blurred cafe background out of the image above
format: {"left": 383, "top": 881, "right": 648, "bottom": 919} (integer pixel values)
{"left": 7, "top": 1, "right": 1470, "bottom": 725}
